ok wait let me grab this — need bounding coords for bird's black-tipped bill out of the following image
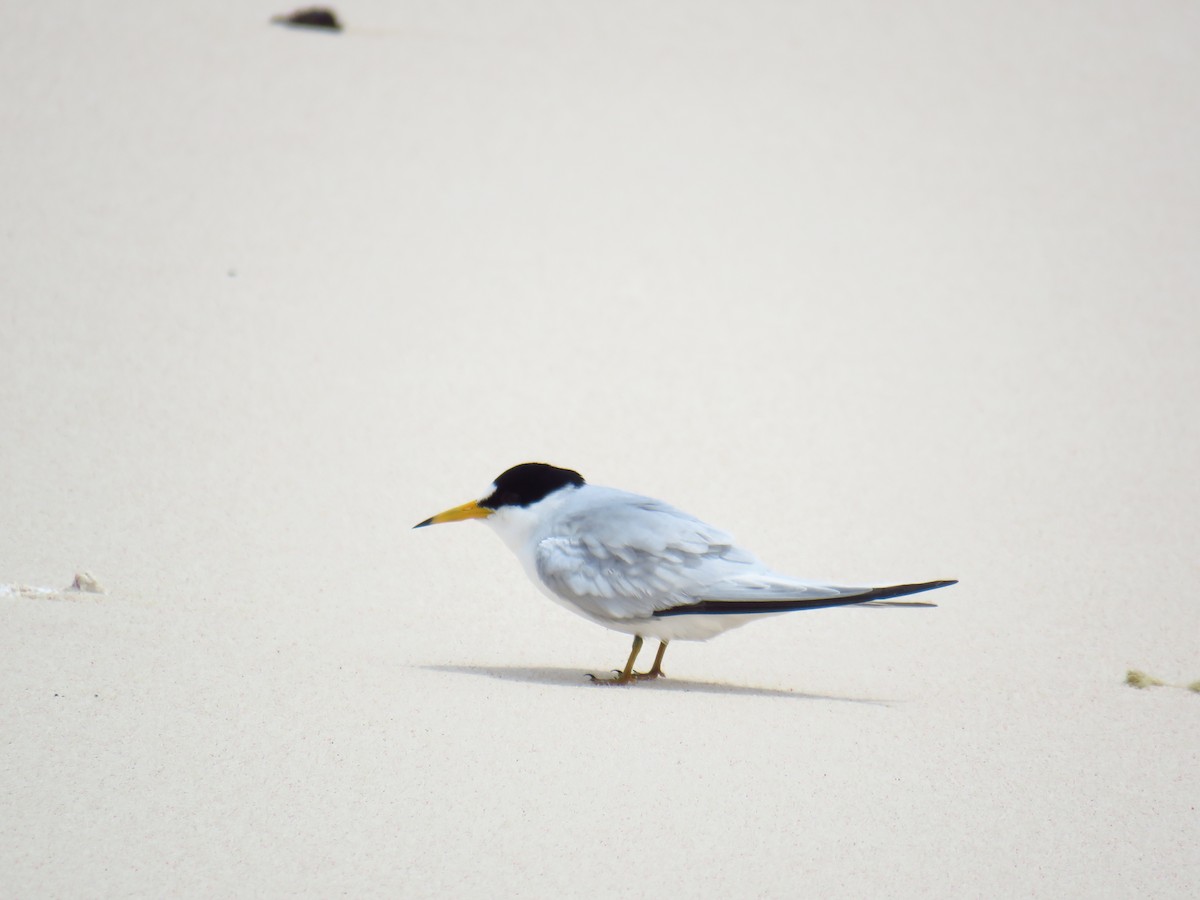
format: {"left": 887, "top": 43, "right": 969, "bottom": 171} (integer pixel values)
{"left": 414, "top": 500, "right": 494, "bottom": 529}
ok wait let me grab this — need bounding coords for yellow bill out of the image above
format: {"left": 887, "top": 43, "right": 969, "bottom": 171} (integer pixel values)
{"left": 414, "top": 500, "right": 493, "bottom": 528}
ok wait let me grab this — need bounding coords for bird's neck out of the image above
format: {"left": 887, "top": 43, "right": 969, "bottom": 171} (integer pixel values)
{"left": 483, "top": 487, "right": 578, "bottom": 556}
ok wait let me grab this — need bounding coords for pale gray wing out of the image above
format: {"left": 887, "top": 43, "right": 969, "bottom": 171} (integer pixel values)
{"left": 534, "top": 494, "right": 762, "bottom": 621}
{"left": 534, "top": 490, "right": 881, "bottom": 621}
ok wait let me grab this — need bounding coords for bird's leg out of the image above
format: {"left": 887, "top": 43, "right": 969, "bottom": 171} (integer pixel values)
{"left": 587, "top": 636, "right": 643, "bottom": 685}
{"left": 632, "top": 641, "right": 668, "bottom": 680}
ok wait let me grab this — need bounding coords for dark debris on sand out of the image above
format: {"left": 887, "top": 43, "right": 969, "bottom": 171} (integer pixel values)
{"left": 271, "top": 7, "right": 342, "bottom": 32}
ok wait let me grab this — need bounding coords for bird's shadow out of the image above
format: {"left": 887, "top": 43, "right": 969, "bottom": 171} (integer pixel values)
{"left": 419, "top": 664, "right": 891, "bottom": 704}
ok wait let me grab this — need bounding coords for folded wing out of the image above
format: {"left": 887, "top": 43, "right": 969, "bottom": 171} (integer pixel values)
{"left": 533, "top": 493, "right": 759, "bottom": 621}
{"left": 533, "top": 490, "right": 955, "bottom": 623}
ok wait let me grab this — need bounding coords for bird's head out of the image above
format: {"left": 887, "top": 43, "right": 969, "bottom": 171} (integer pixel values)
{"left": 414, "top": 463, "right": 586, "bottom": 529}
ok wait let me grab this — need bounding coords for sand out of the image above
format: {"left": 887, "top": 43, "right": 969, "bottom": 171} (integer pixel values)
{"left": 2, "top": 1, "right": 1197, "bottom": 896}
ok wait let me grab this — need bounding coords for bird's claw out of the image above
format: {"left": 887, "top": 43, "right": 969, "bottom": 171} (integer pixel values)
{"left": 586, "top": 668, "right": 665, "bottom": 685}
{"left": 586, "top": 671, "right": 635, "bottom": 685}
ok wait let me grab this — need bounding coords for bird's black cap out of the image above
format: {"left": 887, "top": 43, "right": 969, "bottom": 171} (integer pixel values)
{"left": 480, "top": 463, "right": 585, "bottom": 510}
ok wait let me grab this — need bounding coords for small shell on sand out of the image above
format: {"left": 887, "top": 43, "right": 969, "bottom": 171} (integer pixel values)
{"left": 68, "top": 572, "right": 105, "bottom": 594}
{"left": 0, "top": 572, "right": 105, "bottom": 600}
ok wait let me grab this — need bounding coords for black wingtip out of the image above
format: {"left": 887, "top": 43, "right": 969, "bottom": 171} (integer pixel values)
{"left": 653, "top": 578, "right": 958, "bottom": 618}
{"left": 413, "top": 517, "right": 434, "bottom": 529}
{"left": 841, "top": 579, "right": 958, "bottom": 601}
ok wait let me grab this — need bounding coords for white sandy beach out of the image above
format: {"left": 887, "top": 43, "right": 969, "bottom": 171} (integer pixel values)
{"left": 2, "top": 1, "right": 1198, "bottom": 896}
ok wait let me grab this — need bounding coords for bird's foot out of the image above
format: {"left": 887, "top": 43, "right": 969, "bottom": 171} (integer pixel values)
{"left": 586, "top": 667, "right": 665, "bottom": 685}
{"left": 587, "top": 637, "right": 667, "bottom": 685}
{"left": 587, "top": 669, "right": 636, "bottom": 685}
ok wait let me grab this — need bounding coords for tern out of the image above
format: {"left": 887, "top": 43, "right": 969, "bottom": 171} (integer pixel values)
{"left": 416, "top": 463, "right": 955, "bottom": 684}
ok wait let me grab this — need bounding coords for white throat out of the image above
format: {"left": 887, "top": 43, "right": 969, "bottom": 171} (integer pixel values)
{"left": 482, "top": 486, "right": 580, "bottom": 557}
